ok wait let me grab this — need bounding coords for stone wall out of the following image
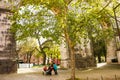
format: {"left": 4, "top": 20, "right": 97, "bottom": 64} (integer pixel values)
{"left": 60, "top": 42, "right": 70, "bottom": 68}
{"left": 75, "top": 54, "right": 96, "bottom": 69}
{"left": 74, "top": 39, "right": 96, "bottom": 68}
{"left": 0, "top": 59, "right": 17, "bottom": 74}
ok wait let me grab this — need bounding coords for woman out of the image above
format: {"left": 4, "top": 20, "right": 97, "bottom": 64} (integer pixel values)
{"left": 53, "top": 63, "right": 58, "bottom": 75}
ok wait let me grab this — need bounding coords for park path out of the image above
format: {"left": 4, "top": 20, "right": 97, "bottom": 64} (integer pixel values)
{"left": 0, "top": 63, "right": 120, "bottom": 80}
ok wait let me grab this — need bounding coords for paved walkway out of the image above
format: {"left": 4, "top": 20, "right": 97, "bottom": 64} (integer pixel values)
{"left": 17, "top": 63, "right": 107, "bottom": 74}
{"left": 0, "top": 63, "right": 120, "bottom": 80}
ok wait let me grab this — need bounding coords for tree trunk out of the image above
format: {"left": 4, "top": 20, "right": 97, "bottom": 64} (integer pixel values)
{"left": 98, "top": 53, "right": 101, "bottom": 63}
{"left": 64, "top": 32, "right": 75, "bottom": 80}
{"left": 28, "top": 53, "right": 32, "bottom": 64}
{"left": 104, "top": 52, "right": 106, "bottom": 62}
{"left": 26, "top": 53, "right": 29, "bottom": 63}
{"left": 70, "top": 46, "right": 75, "bottom": 80}
{"left": 37, "top": 38, "right": 47, "bottom": 65}
{"left": 43, "top": 52, "right": 46, "bottom": 65}
{"left": 113, "top": 4, "right": 120, "bottom": 40}
{"left": 37, "top": 58, "right": 39, "bottom": 65}
{"left": 64, "top": 24, "right": 75, "bottom": 80}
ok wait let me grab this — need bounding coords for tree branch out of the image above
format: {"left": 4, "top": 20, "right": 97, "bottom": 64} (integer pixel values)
{"left": 41, "top": 39, "right": 53, "bottom": 46}
{"left": 35, "top": 47, "right": 41, "bottom": 53}
{"left": 64, "top": 0, "right": 72, "bottom": 5}
{"left": 113, "top": 3, "right": 120, "bottom": 10}
{"left": 99, "top": 0, "right": 112, "bottom": 13}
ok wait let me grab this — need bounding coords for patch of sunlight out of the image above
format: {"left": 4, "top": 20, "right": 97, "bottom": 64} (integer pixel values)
{"left": 17, "top": 68, "right": 42, "bottom": 74}
{"left": 97, "top": 62, "right": 107, "bottom": 68}
{"left": 82, "top": 69, "right": 93, "bottom": 72}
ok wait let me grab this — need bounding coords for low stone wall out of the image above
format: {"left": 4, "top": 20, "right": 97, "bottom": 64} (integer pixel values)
{"left": 0, "top": 59, "right": 17, "bottom": 74}
{"left": 75, "top": 54, "right": 96, "bottom": 69}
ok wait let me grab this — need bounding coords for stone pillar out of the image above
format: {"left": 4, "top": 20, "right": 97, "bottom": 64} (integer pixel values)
{"left": 106, "top": 39, "right": 116, "bottom": 63}
{"left": 0, "top": 8, "right": 17, "bottom": 73}
{"left": 60, "top": 43, "right": 70, "bottom": 68}
{"left": 117, "top": 51, "right": 120, "bottom": 64}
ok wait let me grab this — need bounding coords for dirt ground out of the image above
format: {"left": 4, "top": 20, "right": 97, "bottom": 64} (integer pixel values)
{"left": 0, "top": 63, "right": 120, "bottom": 80}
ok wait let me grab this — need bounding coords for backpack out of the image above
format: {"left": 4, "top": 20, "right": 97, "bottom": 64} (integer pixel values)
{"left": 53, "top": 64, "right": 57, "bottom": 70}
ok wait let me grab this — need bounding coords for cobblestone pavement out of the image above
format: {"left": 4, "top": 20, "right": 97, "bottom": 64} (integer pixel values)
{"left": 0, "top": 63, "right": 120, "bottom": 80}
